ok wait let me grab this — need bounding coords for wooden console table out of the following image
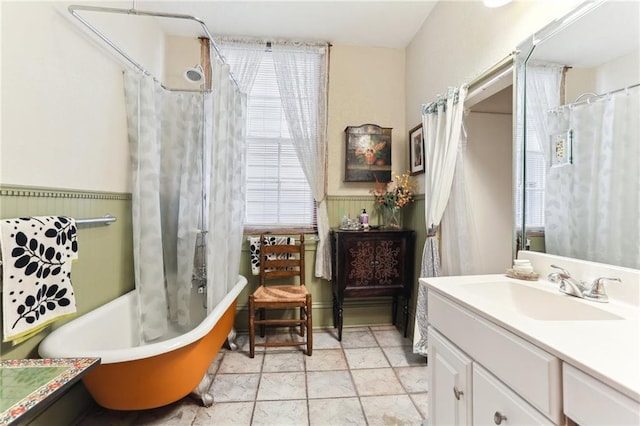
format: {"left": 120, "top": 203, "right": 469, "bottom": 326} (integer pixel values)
{"left": 330, "top": 229, "right": 416, "bottom": 341}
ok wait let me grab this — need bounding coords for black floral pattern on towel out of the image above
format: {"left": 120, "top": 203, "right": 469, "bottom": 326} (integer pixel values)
{"left": 2, "top": 216, "right": 78, "bottom": 333}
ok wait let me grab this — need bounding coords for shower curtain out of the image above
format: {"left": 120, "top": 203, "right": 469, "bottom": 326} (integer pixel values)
{"left": 545, "top": 87, "right": 640, "bottom": 269}
{"left": 124, "top": 56, "right": 246, "bottom": 341}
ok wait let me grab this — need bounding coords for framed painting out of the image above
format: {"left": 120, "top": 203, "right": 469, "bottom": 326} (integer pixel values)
{"left": 344, "top": 124, "right": 392, "bottom": 182}
{"left": 409, "top": 124, "right": 424, "bottom": 175}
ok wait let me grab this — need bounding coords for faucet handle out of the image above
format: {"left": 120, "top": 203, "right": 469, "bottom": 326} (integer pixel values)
{"left": 548, "top": 264, "right": 571, "bottom": 282}
{"left": 550, "top": 264, "right": 571, "bottom": 277}
{"left": 584, "top": 277, "right": 621, "bottom": 303}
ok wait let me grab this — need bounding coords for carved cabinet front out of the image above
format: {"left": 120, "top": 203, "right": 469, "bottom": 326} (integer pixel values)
{"left": 331, "top": 229, "right": 415, "bottom": 341}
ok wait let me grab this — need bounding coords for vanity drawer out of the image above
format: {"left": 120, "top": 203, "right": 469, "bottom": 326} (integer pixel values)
{"left": 563, "top": 363, "right": 640, "bottom": 425}
{"left": 473, "top": 363, "right": 553, "bottom": 426}
{"left": 428, "top": 291, "right": 562, "bottom": 424}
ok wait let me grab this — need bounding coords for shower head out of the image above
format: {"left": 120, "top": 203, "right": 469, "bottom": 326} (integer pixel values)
{"left": 184, "top": 64, "right": 204, "bottom": 84}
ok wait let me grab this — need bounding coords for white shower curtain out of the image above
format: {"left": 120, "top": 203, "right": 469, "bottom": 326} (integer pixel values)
{"left": 124, "top": 72, "right": 205, "bottom": 341}
{"left": 440, "top": 123, "right": 480, "bottom": 276}
{"left": 124, "top": 53, "right": 246, "bottom": 339}
{"left": 546, "top": 87, "right": 640, "bottom": 269}
{"left": 205, "top": 56, "right": 247, "bottom": 310}
{"left": 413, "top": 85, "right": 467, "bottom": 356}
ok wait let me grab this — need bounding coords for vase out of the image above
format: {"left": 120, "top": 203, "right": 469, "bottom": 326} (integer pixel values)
{"left": 382, "top": 206, "right": 403, "bottom": 230}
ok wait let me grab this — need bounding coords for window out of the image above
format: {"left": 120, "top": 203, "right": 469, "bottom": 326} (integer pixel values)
{"left": 515, "top": 133, "right": 546, "bottom": 231}
{"left": 221, "top": 44, "right": 317, "bottom": 228}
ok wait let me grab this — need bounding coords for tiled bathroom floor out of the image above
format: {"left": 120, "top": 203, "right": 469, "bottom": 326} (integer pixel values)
{"left": 77, "top": 325, "right": 428, "bottom": 425}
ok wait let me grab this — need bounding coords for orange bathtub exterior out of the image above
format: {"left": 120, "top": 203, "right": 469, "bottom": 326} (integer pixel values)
{"left": 81, "top": 300, "right": 238, "bottom": 410}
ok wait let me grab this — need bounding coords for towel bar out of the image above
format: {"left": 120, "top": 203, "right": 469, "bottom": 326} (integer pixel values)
{"left": 76, "top": 214, "right": 117, "bottom": 227}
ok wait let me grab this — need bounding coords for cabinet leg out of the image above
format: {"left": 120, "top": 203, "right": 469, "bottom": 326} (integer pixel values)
{"left": 403, "top": 301, "right": 409, "bottom": 338}
{"left": 338, "top": 306, "right": 343, "bottom": 341}
{"left": 392, "top": 296, "right": 398, "bottom": 326}
{"left": 332, "top": 295, "right": 338, "bottom": 328}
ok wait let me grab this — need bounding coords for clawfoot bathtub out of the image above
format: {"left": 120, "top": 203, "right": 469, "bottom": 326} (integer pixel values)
{"left": 39, "top": 275, "right": 247, "bottom": 410}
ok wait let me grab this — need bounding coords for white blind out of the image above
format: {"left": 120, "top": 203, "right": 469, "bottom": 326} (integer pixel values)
{"left": 516, "top": 124, "right": 546, "bottom": 229}
{"left": 223, "top": 48, "right": 316, "bottom": 227}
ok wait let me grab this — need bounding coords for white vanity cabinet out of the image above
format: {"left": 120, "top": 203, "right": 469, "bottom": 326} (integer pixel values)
{"left": 428, "top": 327, "right": 472, "bottom": 425}
{"left": 563, "top": 363, "right": 640, "bottom": 425}
{"left": 428, "top": 289, "right": 563, "bottom": 425}
{"left": 473, "top": 363, "right": 553, "bottom": 425}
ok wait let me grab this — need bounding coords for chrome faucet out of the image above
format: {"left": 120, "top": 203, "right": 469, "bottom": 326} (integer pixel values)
{"left": 583, "top": 277, "right": 621, "bottom": 303}
{"left": 547, "top": 265, "right": 621, "bottom": 303}
{"left": 548, "top": 265, "right": 587, "bottom": 298}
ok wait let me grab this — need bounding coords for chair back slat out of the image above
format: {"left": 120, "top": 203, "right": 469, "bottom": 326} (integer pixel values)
{"left": 258, "top": 233, "right": 305, "bottom": 288}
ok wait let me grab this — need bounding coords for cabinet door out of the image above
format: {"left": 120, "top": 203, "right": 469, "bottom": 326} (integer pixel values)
{"left": 428, "top": 327, "right": 473, "bottom": 425}
{"left": 343, "top": 235, "right": 406, "bottom": 296}
{"left": 473, "top": 364, "right": 553, "bottom": 426}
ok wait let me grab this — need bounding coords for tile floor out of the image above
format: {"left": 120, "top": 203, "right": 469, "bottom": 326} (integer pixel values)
{"left": 77, "top": 325, "right": 428, "bottom": 425}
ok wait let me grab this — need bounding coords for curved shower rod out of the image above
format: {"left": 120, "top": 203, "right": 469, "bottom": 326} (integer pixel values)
{"left": 68, "top": 4, "right": 240, "bottom": 92}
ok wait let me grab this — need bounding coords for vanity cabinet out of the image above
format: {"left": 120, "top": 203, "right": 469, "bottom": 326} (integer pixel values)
{"left": 330, "top": 229, "right": 415, "bottom": 341}
{"left": 428, "top": 327, "right": 472, "bottom": 425}
{"left": 563, "top": 363, "right": 640, "bottom": 425}
{"left": 473, "top": 363, "right": 553, "bottom": 425}
{"left": 427, "top": 290, "right": 563, "bottom": 425}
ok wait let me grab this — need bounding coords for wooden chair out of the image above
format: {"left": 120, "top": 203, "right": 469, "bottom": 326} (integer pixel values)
{"left": 248, "top": 233, "right": 312, "bottom": 358}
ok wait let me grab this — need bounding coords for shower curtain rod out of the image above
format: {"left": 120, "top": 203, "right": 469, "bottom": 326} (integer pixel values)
{"left": 68, "top": 4, "right": 240, "bottom": 92}
{"left": 548, "top": 82, "right": 640, "bottom": 113}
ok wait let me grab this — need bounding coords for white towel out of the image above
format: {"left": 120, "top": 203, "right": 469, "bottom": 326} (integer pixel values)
{"left": 1, "top": 216, "right": 78, "bottom": 344}
{"left": 249, "top": 236, "right": 294, "bottom": 276}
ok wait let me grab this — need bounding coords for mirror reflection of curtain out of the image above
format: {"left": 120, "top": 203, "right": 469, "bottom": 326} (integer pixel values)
{"left": 546, "top": 87, "right": 640, "bottom": 269}
{"left": 518, "top": 63, "right": 564, "bottom": 231}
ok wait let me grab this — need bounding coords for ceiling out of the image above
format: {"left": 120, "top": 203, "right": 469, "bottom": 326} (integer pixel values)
{"left": 135, "top": 1, "right": 438, "bottom": 48}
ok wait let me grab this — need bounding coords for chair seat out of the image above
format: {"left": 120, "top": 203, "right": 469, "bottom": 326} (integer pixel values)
{"left": 253, "top": 285, "right": 309, "bottom": 302}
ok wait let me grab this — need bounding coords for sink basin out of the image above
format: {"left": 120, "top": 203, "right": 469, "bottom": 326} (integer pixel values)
{"left": 461, "top": 281, "right": 624, "bottom": 321}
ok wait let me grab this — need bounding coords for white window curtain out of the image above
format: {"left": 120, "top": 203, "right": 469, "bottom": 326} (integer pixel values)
{"left": 218, "top": 37, "right": 330, "bottom": 279}
{"left": 271, "top": 41, "right": 331, "bottom": 280}
{"left": 545, "top": 86, "right": 640, "bottom": 269}
{"left": 413, "top": 85, "right": 468, "bottom": 356}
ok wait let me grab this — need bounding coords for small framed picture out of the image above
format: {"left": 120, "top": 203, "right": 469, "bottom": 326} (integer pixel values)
{"left": 409, "top": 124, "right": 424, "bottom": 175}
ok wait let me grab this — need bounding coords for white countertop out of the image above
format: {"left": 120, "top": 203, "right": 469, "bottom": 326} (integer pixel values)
{"left": 422, "top": 273, "right": 640, "bottom": 402}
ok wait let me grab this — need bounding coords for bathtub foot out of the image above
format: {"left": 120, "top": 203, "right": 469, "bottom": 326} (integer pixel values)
{"left": 226, "top": 327, "right": 239, "bottom": 351}
{"left": 190, "top": 372, "right": 214, "bottom": 407}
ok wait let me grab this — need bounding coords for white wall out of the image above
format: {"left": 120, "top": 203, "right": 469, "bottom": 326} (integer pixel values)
{"left": 1, "top": 1, "right": 166, "bottom": 193}
{"left": 328, "top": 44, "right": 406, "bottom": 196}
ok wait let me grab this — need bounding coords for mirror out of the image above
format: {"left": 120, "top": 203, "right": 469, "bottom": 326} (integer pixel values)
{"left": 515, "top": 0, "right": 640, "bottom": 269}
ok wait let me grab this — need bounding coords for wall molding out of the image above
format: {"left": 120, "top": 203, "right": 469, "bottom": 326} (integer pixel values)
{"left": 0, "top": 185, "right": 131, "bottom": 200}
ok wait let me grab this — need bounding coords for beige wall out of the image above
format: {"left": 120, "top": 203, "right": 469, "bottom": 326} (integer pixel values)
{"left": 0, "top": 1, "right": 166, "bottom": 193}
{"left": 164, "top": 35, "right": 201, "bottom": 90}
{"left": 465, "top": 110, "right": 513, "bottom": 273}
{"left": 328, "top": 44, "right": 406, "bottom": 196}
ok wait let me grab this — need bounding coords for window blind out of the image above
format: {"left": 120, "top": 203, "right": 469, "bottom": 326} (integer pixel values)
{"left": 223, "top": 48, "right": 316, "bottom": 227}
